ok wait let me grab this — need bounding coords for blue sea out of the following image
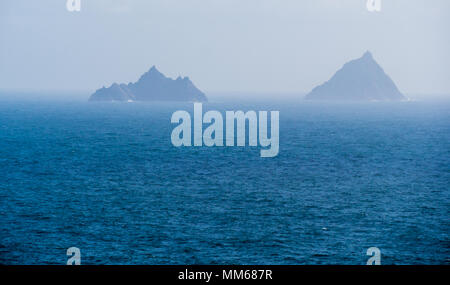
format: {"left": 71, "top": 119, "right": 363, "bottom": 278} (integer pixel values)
{"left": 0, "top": 97, "right": 449, "bottom": 264}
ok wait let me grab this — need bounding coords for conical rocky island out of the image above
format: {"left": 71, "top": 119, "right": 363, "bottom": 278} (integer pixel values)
{"left": 89, "top": 66, "right": 207, "bottom": 102}
{"left": 305, "top": 51, "right": 406, "bottom": 101}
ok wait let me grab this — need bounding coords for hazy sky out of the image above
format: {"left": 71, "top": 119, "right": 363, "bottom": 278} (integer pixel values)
{"left": 0, "top": 0, "right": 449, "bottom": 95}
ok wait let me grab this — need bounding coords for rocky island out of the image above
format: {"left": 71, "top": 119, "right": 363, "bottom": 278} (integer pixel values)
{"left": 89, "top": 66, "right": 207, "bottom": 102}
{"left": 305, "top": 51, "right": 406, "bottom": 101}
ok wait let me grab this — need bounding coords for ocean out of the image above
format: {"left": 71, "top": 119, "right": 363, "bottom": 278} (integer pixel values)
{"left": 0, "top": 98, "right": 449, "bottom": 264}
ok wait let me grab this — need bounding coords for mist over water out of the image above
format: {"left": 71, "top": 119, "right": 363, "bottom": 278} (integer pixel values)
{"left": 0, "top": 95, "right": 448, "bottom": 264}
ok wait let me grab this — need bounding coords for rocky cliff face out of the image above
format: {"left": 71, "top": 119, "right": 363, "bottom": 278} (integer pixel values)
{"left": 89, "top": 66, "right": 207, "bottom": 102}
{"left": 305, "top": 51, "right": 405, "bottom": 101}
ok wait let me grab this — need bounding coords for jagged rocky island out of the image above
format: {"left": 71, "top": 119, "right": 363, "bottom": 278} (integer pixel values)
{"left": 306, "top": 51, "right": 406, "bottom": 101}
{"left": 89, "top": 66, "right": 207, "bottom": 102}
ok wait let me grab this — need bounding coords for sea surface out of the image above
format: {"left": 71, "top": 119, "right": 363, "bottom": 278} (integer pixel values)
{"left": 0, "top": 97, "right": 449, "bottom": 264}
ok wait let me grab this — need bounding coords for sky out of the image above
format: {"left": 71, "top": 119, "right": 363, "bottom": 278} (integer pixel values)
{"left": 0, "top": 0, "right": 449, "bottom": 96}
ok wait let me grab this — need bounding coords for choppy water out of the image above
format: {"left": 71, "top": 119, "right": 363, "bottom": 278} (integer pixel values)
{"left": 0, "top": 98, "right": 449, "bottom": 264}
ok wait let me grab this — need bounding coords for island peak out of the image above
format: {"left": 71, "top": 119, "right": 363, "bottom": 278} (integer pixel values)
{"left": 89, "top": 66, "right": 207, "bottom": 102}
{"left": 306, "top": 51, "right": 405, "bottom": 101}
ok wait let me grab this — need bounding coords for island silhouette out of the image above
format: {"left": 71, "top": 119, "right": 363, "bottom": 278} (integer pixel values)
{"left": 90, "top": 52, "right": 405, "bottom": 102}
{"left": 89, "top": 66, "right": 207, "bottom": 102}
{"left": 306, "top": 51, "right": 406, "bottom": 101}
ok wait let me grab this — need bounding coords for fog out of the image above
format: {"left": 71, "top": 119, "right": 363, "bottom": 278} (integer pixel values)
{"left": 1, "top": 0, "right": 449, "bottom": 97}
